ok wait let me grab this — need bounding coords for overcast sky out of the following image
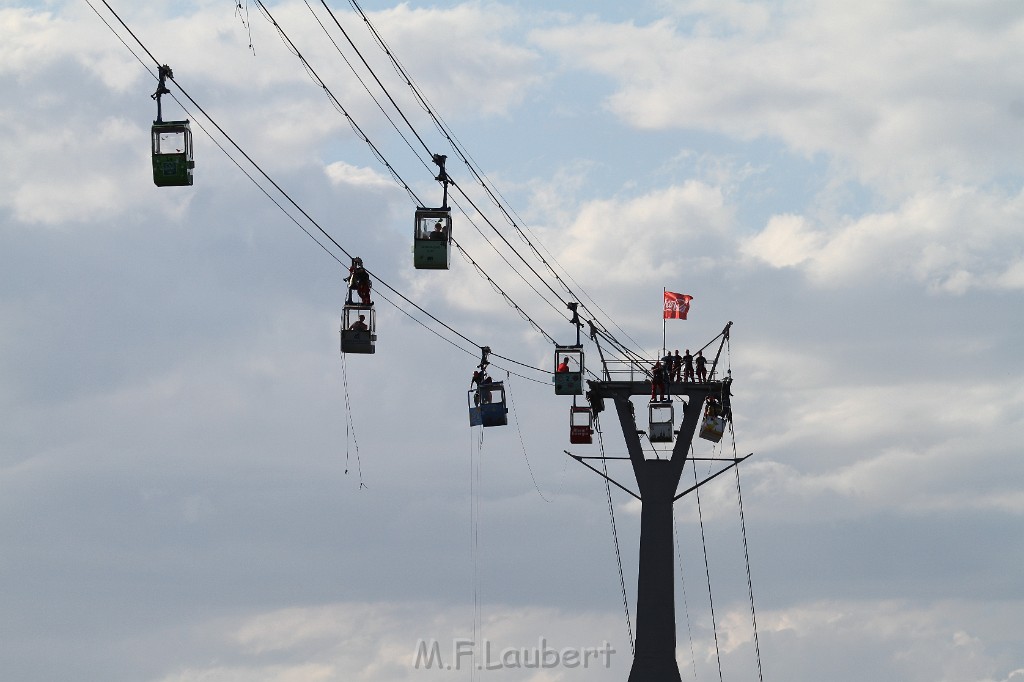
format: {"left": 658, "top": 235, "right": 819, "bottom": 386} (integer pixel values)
{"left": 2, "top": 1, "right": 1024, "bottom": 681}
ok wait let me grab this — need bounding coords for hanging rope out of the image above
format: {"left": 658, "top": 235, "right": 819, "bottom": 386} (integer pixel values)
{"left": 504, "top": 375, "right": 551, "bottom": 502}
{"left": 733, "top": 441, "right": 764, "bottom": 682}
{"left": 340, "top": 349, "right": 365, "bottom": 488}
{"left": 673, "top": 506, "right": 699, "bottom": 681}
{"left": 733, "top": 387, "right": 765, "bottom": 679}
{"left": 724, "top": 331, "right": 765, "bottom": 682}
{"left": 693, "top": 459, "right": 724, "bottom": 682}
{"left": 595, "top": 415, "right": 634, "bottom": 655}
{"left": 468, "top": 425, "right": 484, "bottom": 680}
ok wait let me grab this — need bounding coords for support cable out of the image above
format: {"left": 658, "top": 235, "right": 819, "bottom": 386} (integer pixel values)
{"left": 725, "top": 334, "right": 765, "bottom": 682}
{"left": 90, "top": 0, "right": 562, "bottom": 382}
{"left": 734, "top": 444, "right": 764, "bottom": 682}
{"left": 673, "top": 506, "right": 699, "bottom": 681}
{"left": 302, "top": 0, "right": 435, "bottom": 175}
{"left": 305, "top": 0, "right": 580, "bottom": 336}
{"left": 595, "top": 415, "right": 635, "bottom": 655}
{"left": 694, "top": 459, "right": 725, "bottom": 682}
{"left": 245, "top": 0, "right": 570, "bottom": 354}
{"left": 503, "top": 375, "right": 551, "bottom": 502}
{"left": 468, "top": 425, "right": 483, "bottom": 680}
{"left": 339, "top": 348, "right": 366, "bottom": 488}
{"left": 335, "top": 0, "right": 648, "bottom": 357}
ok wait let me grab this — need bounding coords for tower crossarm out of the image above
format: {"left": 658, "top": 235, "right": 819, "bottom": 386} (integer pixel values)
{"left": 587, "top": 379, "right": 727, "bottom": 399}
{"left": 589, "top": 379, "right": 723, "bottom": 485}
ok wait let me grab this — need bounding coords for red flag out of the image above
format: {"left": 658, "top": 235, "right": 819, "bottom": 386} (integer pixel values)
{"left": 663, "top": 291, "right": 692, "bottom": 319}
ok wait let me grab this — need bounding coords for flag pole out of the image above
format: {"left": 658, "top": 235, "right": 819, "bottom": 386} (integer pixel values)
{"left": 662, "top": 287, "right": 667, "bottom": 357}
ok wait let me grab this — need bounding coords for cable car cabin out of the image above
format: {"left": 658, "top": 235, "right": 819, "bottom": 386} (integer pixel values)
{"left": 569, "top": 405, "right": 593, "bottom": 444}
{"left": 413, "top": 208, "right": 452, "bottom": 270}
{"left": 152, "top": 120, "right": 194, "bottom": 186}
{"left": 553, "top": 346, "right": 584, "bottom": 395}
{"left": 649, "top": 400, "right": 675, "bottom": 443}
{"left": 468, "top": 382, "right": 508, "bottom": 428}
{"left": 340, "top": 304, "right": 376, "bottom": 354}
{"left": 700, "top": 415, "right": 726, "bottom": 443}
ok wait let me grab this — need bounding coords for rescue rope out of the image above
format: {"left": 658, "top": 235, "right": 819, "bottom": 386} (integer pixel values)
{"left": 693, "top": 460, "right": 725, "bottom": 682}
{"left": 725, "top": 333, "right": 765, "bottom": 681}
{"left": 595, "top": 415, "right": 635, "bottom": 655}
{"left": 340, "top": 350, "right": 365, "bottom": 488}
{"left": 673, "top": 506, "right": 699, "bottom": 681}
{"left": 503, "top": 376, "right": 551, "bottom": 502}
{"left": 469, "top": 425, "right": 484, "bottom": 680}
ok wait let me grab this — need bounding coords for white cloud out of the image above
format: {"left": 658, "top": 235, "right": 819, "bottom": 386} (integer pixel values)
{"left": 741, "top": 213, "right": 823, "bottom": 268}
{"left": 324, "top": 161, "right": 395, "bottom": 190}
{"left": 739, "top": 185, "right": 1024, "bottom": 292}
{"left": 532, "top": 2, "right": 1024, "bottom": 191}
{"left": 154, "top": 602, "right": 630, "bottom": 682}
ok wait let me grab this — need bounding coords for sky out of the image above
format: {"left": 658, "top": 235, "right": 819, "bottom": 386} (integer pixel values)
{"left": 2, "top": 0, "right": 1024, "bottom": 680}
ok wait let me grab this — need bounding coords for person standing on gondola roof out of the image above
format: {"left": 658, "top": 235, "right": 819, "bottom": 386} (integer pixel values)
{"left": 347, "top": 257, "right": 372, "bottom": 306}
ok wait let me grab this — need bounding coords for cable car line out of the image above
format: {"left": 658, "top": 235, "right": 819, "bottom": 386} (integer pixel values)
{"left": 85, "top": 0, "right": 344, "bottom": 267}
{"left": 93, "top": 1, "right": 675, "bottom": 416}
{"left": 93, "top": 9, "right": 763, "bottom": 678}
{"left": 451, "top": 238, "right": 558, "bottom": 346}
{"left": 243, "top": 0, "right": 576, "bottom": 353}
{"left": 328, "top": 0, "right": 648, "bottom": 357}
{"left": 88, "top": 0, "right": 568, "bottom": 383}
{"left": 300, "top": 0, "right": 435, "bottom": 183}
{"left": 250, "top": 0, "right": 425, "bottom": 208}
{"left": 449, "top": 201, "right": 575, "bottom": 327}
{"left": 281, "top": 0, "right": 582, "bottom": 333}
{"left": 264, "top": 0, "right": 652, "bottom": 369}
{"left": 306, "top": 0, "right": 434, "bottom": 160}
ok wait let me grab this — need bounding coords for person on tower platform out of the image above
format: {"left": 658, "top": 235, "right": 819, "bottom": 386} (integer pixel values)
{"left": 651, "top": 361, "right": 667, "bottom": 402}
{"left": 695, "top": 351, "right": 707, "bottom": 382}
{"left": 682, "top": 349, "right": 694, "bottom": 382}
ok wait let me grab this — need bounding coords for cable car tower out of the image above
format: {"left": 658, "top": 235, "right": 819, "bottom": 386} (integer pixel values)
{"left": 568, "top": 321, "right": 750, "bottom": 682}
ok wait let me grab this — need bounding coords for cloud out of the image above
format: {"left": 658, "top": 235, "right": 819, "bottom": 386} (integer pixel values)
{"left": 741, "top": 185, "right": 1024, "bottom": 293}
{"left": 740, "top": 213, "right": 823, "bottom": 268}
{"left": 152, "top": 602, "right": 630, "bottom": 682}
{"left": 531, "top": 3, "right": 1024, "bottom": 191}
{"left": 324, "top": 161, "right": 395, "bottom": 190}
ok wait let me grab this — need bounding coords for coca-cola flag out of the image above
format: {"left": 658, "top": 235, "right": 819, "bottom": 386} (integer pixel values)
{"left": 663, "top": 291, "right": 692, "bottom": 319}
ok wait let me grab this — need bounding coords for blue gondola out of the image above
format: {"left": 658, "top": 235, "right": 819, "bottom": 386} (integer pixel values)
{"left": 468, "top": 381, "right": 508, "bottom": 427}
